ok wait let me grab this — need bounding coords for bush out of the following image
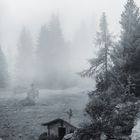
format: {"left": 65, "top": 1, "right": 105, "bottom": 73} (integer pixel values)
{"left": 19, "top": 97, "right": 36, "bottom": 106}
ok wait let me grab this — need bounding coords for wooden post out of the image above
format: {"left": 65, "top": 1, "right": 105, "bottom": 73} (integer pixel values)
{"left": 47, "top": 125, "right": 50, "bottom": 136}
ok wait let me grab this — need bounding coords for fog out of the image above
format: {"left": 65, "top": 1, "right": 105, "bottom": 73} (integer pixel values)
{"left": 0, "top": 0, "right": 140, "bottom": 89}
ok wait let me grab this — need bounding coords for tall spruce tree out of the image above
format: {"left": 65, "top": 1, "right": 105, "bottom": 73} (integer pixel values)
{"left": 81, "top": 13, "right": 113, "bottom": 91}
{"left": 113, "top": 0, "right": 140, "bottom": 97}
{"left": 36, "top": 16, "right": 70, "bottom": 89}
{"left": 48, "top": 15, "right": 70, "bottom": 89}
{"left": 78, "top": 13, "right": 116, "bottom": 139}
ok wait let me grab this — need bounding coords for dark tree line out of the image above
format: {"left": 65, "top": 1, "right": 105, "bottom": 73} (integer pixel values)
{"left": 77, "top": 0, "right": 140, "bottom": 139}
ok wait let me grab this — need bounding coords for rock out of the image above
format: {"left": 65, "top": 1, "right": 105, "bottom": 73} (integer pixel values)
{"left": 131, "top": 120, "right": 140, "bottom": 140}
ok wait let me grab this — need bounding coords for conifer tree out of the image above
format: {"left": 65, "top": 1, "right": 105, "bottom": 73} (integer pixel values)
{"left": 113, "top": 0, "right": 140, "bottom": 97}
{"left": 81, "top": 13, "right": 113, "bottom": 91}
{"left": 16, "top": 27, "right": 33, "bottom": 87}
{"left": 36, "top": 16, "right": 70, "bottom": 89}
{"left": 0, "top": 46, "right": 9, "bottom": 88}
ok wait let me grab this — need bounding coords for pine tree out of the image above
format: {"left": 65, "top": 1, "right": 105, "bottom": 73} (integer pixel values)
{"left": 48, "top": 15, "right": 70, "bottom": 89}
{"left": 114, "top": 0, "right": 140, "bottom": 97}
{"left": 36, "top": 16, "right": 70, "bottom": 89}
{"left": 77, "top": 13, "right": 116, "bottom": 139}
{"left": 16, "top": 27, "right": 33, "bottom": 87}
{"left": 37, "top": 25, "right": 48, "bottom": 55}
{"left": 120, "top": 0, "right": 140, "bottom": 70}
{"left": 0, "top": 46, "right": 9, "bottom": 88}
{"left": 36, "top": 25, "right": 49, "bottom": 87}
{"left": 81, "top": 13, "right": 113, "bottom": 91}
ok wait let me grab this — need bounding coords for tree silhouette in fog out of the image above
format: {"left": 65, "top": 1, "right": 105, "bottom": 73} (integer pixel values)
{"left": 0, "top": 46, "right": 9, "bottom": 88}
{"left": 36, "top": 15, "right": 70, "bottom": 89}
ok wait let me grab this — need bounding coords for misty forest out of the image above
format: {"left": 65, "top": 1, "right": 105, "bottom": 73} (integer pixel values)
{"left": 1, "top": 0, "right": 140, "bottom": 140}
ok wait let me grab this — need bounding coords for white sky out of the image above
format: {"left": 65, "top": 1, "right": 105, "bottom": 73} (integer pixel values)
{"left": 1, "top": 0, "right": 140, "bottom": 44}
{"left": 0, "top": 0, "right": 140, "bottom": 68}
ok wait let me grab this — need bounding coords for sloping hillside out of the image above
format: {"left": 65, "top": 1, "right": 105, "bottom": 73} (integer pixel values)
{"left": 0, "top": 87, "right": 91, "bottom": 140}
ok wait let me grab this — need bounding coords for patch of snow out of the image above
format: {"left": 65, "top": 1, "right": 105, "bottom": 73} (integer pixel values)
{"left": 131, "top": 120, "right": 140, "bottom": 140}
